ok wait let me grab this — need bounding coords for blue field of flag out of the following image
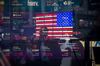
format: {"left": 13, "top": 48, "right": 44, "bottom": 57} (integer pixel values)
{"left": 57, "top": 12, "right": 73, "bottom": 27}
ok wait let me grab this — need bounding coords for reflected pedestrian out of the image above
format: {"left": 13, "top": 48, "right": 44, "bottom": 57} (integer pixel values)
{"left": 0, "top": 48, "right": 11, "bottom": 66}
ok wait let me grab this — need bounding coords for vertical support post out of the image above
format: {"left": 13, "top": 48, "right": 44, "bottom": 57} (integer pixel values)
{"left": 85, "top": 39, "right": 92, "bottom": 66}
{"left": 41, "top": 0, "right": 45, "bottom": 12}
{"left": 29, "top": 6, "right": 33, "bottom": 25}
{"left": 40, "top": 0, "right": 46, "bottom": 60}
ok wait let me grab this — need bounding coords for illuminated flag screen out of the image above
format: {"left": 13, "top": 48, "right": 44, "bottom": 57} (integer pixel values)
{"left": 57, "top": 12, "right": 73, "bottom": 27}
{"left": 35, "top": 12, "right": 74, "bottom": 39}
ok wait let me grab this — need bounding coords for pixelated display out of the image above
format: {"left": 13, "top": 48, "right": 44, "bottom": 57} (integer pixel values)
{"left": 57, "top": 12, "right": 73, "bottom": 27}
{"left": 35, "top": 12, "right": 74, "bottom": 39}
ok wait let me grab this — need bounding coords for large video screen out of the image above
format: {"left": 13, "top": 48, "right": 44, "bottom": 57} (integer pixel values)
{"left": 35, "top": 12, "right": 74, "bottom": 39}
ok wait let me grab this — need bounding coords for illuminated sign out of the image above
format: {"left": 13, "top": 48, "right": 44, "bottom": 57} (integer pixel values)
{"left": 46, "top": 1, "right": 54, "bottom": 6}
{"left": 63, "top": 1, "right": 74, "bottom": 6}
{"left": 58, "top": 0, "right": 82, "bottom": 6}
{"left": 27, "top": 0, "right": 39, "bottom": 6}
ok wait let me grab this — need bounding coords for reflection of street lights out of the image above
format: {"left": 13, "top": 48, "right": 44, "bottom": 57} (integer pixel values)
{"left": 20, "top": 28, "right": 24, "bottom": 35}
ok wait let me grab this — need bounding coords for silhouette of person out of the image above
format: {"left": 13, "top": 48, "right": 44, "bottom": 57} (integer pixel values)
{"left": 0, "top": 48, "right": 11, "bottom": 66}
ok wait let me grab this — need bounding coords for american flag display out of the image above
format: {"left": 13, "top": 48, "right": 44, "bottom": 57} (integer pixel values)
{"left": 35, "top": 12, "right": 74, "bottom": 39}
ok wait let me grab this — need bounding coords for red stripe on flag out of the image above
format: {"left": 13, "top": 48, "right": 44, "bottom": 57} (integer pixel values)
{"left": 36, "top": 27, "right": 73, "bottom": 31}
{"left": 36, "top": 13, "right": 56, "bottom": 16}
{"left": 36, "top": 17, "right": 56, "bottom": 20}
{"left": 36, "top": 21, "right": 56, "bottom": 24}
{"left": 36, "top": 25, "right": 56, "bottom": 27}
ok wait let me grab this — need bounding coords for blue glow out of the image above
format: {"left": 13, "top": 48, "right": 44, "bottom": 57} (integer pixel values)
{"left": 57, "top": 12, "right": 73, "bottom": 27}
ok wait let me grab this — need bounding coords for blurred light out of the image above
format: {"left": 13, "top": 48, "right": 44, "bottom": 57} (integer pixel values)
{"left": 0, "top": 1, "right": 4, "bottom": 5}
{"left": 79, "top": 19, "right": 89, "bottom": 27}
{"left": 63, "top": 1, "right": 74, "bottom": 5}
{"left": 27, "top": 0, "right": 39, "bottom": 6}
{"left": 1, "top": 33, "right": 4, "bottom": 38}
